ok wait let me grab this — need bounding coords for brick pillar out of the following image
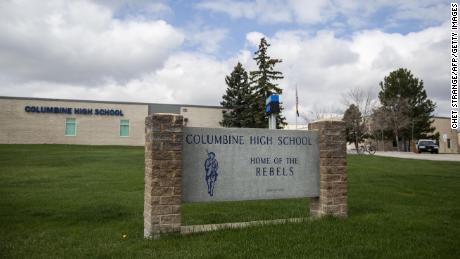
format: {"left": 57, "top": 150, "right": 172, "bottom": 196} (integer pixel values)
{"left": 144, "top": 113, "right": 183, "bottom": 239}
{"left": 308, "top": 120, "right": 347, "bottom": 218}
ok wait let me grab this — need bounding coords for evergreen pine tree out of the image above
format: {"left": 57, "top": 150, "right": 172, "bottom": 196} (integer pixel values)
{"left": 249, "top": 38, "right": 287, "bottom": 128}
{"left": 220, "top": 62, "right": 253, "bottom": 127}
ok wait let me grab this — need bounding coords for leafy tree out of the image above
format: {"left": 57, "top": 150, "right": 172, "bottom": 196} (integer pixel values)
{"left": 378, "top": 68, "right": 436, "bottom": 150}
{"left": 220, "top": 62, "right": 253, "bottom": 127}
{"left": 249, "top": 38, "right": 287, "bottom": 128}
{"left": 343, "top": 104, "right": 365, "bottom": 151}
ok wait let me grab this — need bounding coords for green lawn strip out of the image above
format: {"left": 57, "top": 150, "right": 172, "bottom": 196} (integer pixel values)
{"left": 182, "top": 198, "right": 309, "bottom": 225}
{"left": 1, "top": 145, "right": 459, "bottom": 258}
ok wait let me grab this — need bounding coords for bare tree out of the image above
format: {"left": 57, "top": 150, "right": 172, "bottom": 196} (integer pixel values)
{"left": 340, "top": 87, "right": 377, "bottom": 149}
{"left": 341, "top": 87, "right": 377, "bottom": 120}
{"left": 380, "top": 98, "right": 411, "bottom": 151}
{"left": 370, "top": 107, "right": 389, "bottom": 151}
{"left": 300, "top": 105, "right": 342, "bottom": 123}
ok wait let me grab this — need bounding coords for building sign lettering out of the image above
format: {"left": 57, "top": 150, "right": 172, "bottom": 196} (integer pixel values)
{"left": 24, "top": 106, "right": 124, "bottom": 116}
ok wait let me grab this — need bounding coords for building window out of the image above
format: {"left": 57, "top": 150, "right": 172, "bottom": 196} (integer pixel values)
{"left": 447, "top": 139, "right": 451, "bottom": 149}
{"left": 120, "top": 119, "right": 130, "bottom": 137}
{"left": 65, "top": 118, "right": 76, "bottom": 136}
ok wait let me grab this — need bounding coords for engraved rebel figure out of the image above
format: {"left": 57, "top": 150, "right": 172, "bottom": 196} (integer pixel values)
{"left": 204, "top": 152, "right": 218, "bottom": 197}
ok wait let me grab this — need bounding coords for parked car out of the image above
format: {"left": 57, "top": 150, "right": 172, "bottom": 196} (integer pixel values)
{"left": 416, "top": 139, "right": 439, "bottom": 154}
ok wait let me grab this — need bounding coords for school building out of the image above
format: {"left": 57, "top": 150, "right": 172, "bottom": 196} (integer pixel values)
{"left": 0, "top": 96, "right": 224, "bottom": 146}
{"left": 369, "top": 116, "right": 460, "bottom": 154}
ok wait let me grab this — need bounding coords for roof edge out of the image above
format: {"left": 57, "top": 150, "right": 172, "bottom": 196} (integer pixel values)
{"left": 0, "top": 95, "right": 223, "bottom": 109}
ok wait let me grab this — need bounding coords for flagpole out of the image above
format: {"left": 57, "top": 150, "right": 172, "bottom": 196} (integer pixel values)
{"left": 295, "top": 84, "right": 298, "bottom": 129}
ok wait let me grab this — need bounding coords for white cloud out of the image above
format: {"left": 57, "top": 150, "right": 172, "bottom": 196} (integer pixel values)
{"left": 95, "top": 0, "right": 173, "bottom": 17}
{"left": 0, "top": 0, "right": 184, "bottom": 84}
{"left": 197, "top": 0, "right": 449, "bottom": 28}
{"left": 2, "top": 52, "right": 232, "bottom": 106}
{"left": 196, "top": 0, "right": 293, "bottom": 24}
{"left": 289, "top": 0, "right": 333, "bottom": 24}
{"left": 253, "top": 0, "right": 293, "bottom": 24}
{"left": 187, "top": 28, "right": 228, "bottom": 54}
{"left": 147, "top": 52, "right": 231, "bottom": 104}
{"left": 144, "top": 2, "right": 172, "bottom": 14}
{"left": 392, "top": 2, "right": 449, "bottom": 24}
{"left": 245, "top": 32, "right": 267, "bottom": 46}
{"left": 196, "top": 0, "right": 255, "bottom": 19}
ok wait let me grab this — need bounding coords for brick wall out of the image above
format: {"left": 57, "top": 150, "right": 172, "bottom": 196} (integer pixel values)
{"left": 144, "top": 113, "right": 183, "bottom": 239}
{"left": 308, "top": 120, "right": 348, "bottom": 218}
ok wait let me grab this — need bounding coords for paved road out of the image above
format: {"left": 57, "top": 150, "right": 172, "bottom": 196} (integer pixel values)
{"left": 360, "top": 151, "right": 460, "bottom": 162}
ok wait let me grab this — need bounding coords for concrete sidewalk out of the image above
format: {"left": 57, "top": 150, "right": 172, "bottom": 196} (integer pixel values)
{"left": 367, "top": 151, "right": 460, "bottom": 162}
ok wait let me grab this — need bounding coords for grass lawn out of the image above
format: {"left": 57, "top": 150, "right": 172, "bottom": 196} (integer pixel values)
{"left": 0, "top": 144, "right": 459, "bottom": 258}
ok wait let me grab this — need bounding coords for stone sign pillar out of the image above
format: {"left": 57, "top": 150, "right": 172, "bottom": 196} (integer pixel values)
{"left": 144, "top": 113, "right": 183, "bottom": 239}
{"left": 308, "top": 120, "right": 347, "bottom": 218}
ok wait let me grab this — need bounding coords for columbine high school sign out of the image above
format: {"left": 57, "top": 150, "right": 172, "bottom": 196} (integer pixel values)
{"left": 144, "top": 114, "right": 347, "bottom": 239}
{"left": 182, "top": 127, "right": 319, "bottom": 202}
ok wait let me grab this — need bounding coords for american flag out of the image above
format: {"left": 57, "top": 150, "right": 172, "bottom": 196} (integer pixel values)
{"left": 296, "top": 86, "right": 299, "bottom": 117}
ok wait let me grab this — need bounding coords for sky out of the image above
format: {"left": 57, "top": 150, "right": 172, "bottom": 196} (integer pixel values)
{"left": 0, "top": 0, "right": 452, "bottom": 124}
